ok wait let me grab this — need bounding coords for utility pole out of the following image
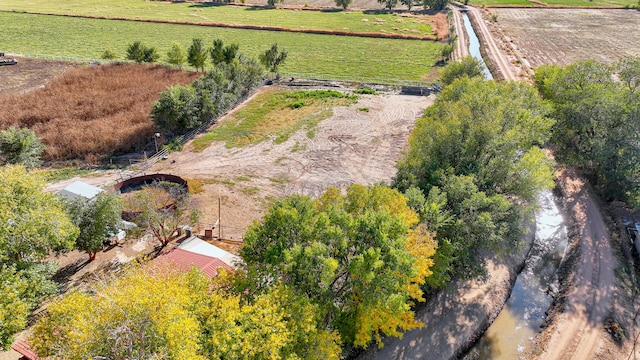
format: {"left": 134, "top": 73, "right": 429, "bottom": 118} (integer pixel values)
{"left": 218, "top": 195, "right": 221, "bottom": 240}
{"left": 154, "top": 132, "right": 160, "bottom": 153}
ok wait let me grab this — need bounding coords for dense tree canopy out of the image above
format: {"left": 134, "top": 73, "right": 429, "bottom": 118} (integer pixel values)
{"left": 394, "top": 77, "right": 554, "bottom": 285}
{"left": 438, "top": 56, "right": 485, "bottom": 86}
{"left": 31, "top": 268, "right": 341, "bottom": 360}
{"left": 152, "top": 56, "right": 263, "bottom": 134}
{"left": 0, "top": 166, "right": 77, "bottom": 349}
{"left": 534, "top": 57, "right": 640, "bottom": 207}
{"left": 0, "top": 127, "right": 44, "bottom": 168}
{"left": 241, "top": 184, "right": 437, "bottom": 347}
{"left": 0, "top": 165, "right": 77, "bottom": 264}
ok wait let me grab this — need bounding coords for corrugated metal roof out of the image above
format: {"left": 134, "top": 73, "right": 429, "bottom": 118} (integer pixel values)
{"left": 152, "top": 248, "right": 232, "bottom": 278}
{"left": 178, "top": 237, "right": 241, "bottom": 268}
{"left": 56, "top": 180, "right": 104, "bottom": 200}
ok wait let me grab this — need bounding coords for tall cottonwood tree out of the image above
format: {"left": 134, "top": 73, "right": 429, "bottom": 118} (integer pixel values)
{"left": 241, "top": 184, "right": 437, "bottom": 347}
{"left": 394, "top": 77, "right": 555, "bottom": 285}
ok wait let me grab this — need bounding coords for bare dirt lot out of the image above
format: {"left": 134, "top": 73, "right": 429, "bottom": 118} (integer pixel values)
{"left": 151, "top": 86, "right": 434, "bottom": 239}
{"left": 0, "top": 57, "right": 79, "bottom": 94}
{"left": 489, "top": 8, "right": 640, "bottom": 69}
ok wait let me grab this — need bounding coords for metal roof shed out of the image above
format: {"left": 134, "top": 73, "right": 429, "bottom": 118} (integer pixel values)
{"left": 56, "top": 180, "right": 104, "bottom": 200}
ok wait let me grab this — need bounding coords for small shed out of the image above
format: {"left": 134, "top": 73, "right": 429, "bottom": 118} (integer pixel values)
{"left": 56, "top": 180, "right": 103, "bottom": 201}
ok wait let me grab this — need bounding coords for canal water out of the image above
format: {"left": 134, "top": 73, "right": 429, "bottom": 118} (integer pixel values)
{"left": 462, "top": 191, "right": 568, "bottom": 359}
{"left": 461, "top": 12, "right": 493, "bottom": 80}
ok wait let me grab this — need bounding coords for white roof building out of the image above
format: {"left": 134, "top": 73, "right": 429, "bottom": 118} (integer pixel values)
{"left": 56, "top": 180, "right": 104, "bottom": 200}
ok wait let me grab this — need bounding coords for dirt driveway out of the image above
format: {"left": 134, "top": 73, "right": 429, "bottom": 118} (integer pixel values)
{"left": 534, "top": 169, "right": 618, "bottom": 360}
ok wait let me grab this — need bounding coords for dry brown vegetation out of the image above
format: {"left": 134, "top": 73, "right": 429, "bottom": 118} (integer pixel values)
{"left": 0, "top": 63, "right": 200, "bottom": 163}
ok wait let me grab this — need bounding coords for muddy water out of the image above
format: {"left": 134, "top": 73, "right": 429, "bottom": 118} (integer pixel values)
{"left": 463, "top": 191, "right": 568, "bottom": 359}
{"left": 461, "top": 12, "right": 493, "bottom": 80}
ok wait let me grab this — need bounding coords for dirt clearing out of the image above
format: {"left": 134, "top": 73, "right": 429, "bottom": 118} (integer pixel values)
{"left": 490, "top": 8, "right": 640, "bottom": 69}
{"left": 0, "top": 56, "right": 79, "bottom": 94}
{"left": 151, "top": 86, "right": 434, "bottom": 238}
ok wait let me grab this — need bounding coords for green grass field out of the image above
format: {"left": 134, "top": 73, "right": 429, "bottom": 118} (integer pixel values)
{"left": 0, "top": 12, "right": 443, "bottom": 81}
{"left": 0, "top": 0, "right": 434, "bottom": 35}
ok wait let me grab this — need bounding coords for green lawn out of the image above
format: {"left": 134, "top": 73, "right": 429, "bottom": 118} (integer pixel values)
{"left": 0, "top": 0, "right": 434, "bottom": 36}
{"left": 0, "top": 12, "right": 442, "bottom": 81}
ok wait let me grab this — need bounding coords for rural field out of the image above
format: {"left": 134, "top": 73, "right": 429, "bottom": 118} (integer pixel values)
{"left": 491, "top": 8, "right": 640, "bottom": 69}
{"left": 0, "top": 0, "right": 439, "bottom": 35}
{"left": 0, "top": 12, "right": 443, "bottom": 81}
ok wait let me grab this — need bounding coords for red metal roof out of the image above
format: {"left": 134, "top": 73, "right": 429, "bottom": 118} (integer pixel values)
{"left": 152, "top": 248, "right": 232, "bottom": 278}
{"left": 11, "top": 341, "right": 39, "bottom": 360}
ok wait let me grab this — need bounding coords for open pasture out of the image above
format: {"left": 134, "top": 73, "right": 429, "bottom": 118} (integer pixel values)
{"left": 494, "top": 8, "right": 640, "bottom": 68}
{"left": 0, "top": 12, "right": 443, "bottom": 81}
{"left": 0, "top": 0, "right": 437, "bottom": 36}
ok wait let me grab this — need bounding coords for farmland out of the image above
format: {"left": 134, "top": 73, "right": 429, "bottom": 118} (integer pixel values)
{"left": 0, "top": 0, "right": 437, "bottom": 35}
{"left": 471, "top": 0, "right": 635, "bottom": 6}
{"left": 0, "top": 11, "right": 443, "bottom": 81}
{"left": 493, "top": 8, "right": 640, "bottom": 68}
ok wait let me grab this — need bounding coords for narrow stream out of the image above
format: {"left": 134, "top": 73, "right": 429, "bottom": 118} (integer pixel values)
{"left": 463, "top": 191, "right": 568, "bottom": 359}
{"left": 461, "top": 11, "right": 493, "bottom": 80}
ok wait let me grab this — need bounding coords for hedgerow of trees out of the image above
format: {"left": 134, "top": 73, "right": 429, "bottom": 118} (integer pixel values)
{"left": 534, "top": 56, "right": 640, "bottom": 208}
{"left": 152, "top": 47, "right": 264, "bottom": 134}
{"left": 394, "top": 75, "right": 555, "bottom": 287}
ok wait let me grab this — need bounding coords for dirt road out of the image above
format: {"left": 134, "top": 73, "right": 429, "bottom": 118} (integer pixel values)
{"left": 535, "top": 169, "right": 617, "bottom": 360}
{"left": 450, "top": 7, "right": 470, "bottom": 61}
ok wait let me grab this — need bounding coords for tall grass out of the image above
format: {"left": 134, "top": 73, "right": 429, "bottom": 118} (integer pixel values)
{"left": 0, "top": 12, "right": 443, "bottom": 81}
{"left": 0, "top": 63, "right": 200, "bottom": 162}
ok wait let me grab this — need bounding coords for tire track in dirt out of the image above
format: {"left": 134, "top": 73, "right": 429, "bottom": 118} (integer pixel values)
{"left": 536, "top": 170, "right": 616, "bottom": 360}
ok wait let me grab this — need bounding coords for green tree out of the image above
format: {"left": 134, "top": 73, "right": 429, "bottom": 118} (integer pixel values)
{"left": 0, "top": 127, "right": 44, "bottom": 168}
{"left": 336, "top": 0, "right": 354, "bottom": 10}
{"left": 0, "top": 166, "right": 75, "bottom": 349}
{"left": 101, "top": 48, "right": 118, "bottom": 60}
{"left": 394, "top": 77, "right": 554, "bottom": 284}
{"left": 423, "top": 0, "right": 448, "bottom": 10}
{"left": 0, "top": 262, "right": 57, "bottom": 350}
{"left": 438, "top": 56, "right": 484, "bottom": 85}
{"left": 0, "top": 165, "right": 77, "bottom": 264}
{"left": 188, "top": 38, "right": 208, "bottom": 72}
{"left": 534, "top": 58, "right": 640, "bottom": 207}
{"left": 65, "top": 193, "right": 123, "bottom": 261}
{"left": 127, "top": 183, "right": 199, "bottom": 247}
{"left": 151, "top": 85, "right": 213, "bottom": 133}
{"left": 166, "top": 42, "right": 187, "bottom": 69}
{"left": 125, "top": 41, "right": 158, "bottom": 63}
{"left": 378, "top": 0, "right": 398, "bottom": 10}
{"left": 259, "top": 43, "right": 288, "bottom": 77}
{"left": 222, "top": 43, "right": 239, "bottom": 64}
{"left": 267, "top": 0, "right": 284, "bottom": 6}
{"left": 209, "top": 39, "right": 225, "bottom": 65}
{"left": 241, "top": 184, "right": 437, "bottom": 347}
{"left": 400, "top": 0, "right": 414, "bottom": 11}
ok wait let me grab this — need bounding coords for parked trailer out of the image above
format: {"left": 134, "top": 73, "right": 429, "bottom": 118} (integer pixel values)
{"left": 0, "top": 58, "right": 17, "bottom": 66}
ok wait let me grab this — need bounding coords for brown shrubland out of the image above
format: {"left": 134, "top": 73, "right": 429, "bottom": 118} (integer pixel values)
{"left": 0, "top": 63, "right": 200, "bottom": 163}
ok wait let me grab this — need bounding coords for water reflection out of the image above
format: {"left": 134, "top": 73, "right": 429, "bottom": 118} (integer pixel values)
{"left": 463, "top": 191, "right": 568, "bottom": 359}
{"left": 461, "top": 12, "right": 493, "bottom": 80}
